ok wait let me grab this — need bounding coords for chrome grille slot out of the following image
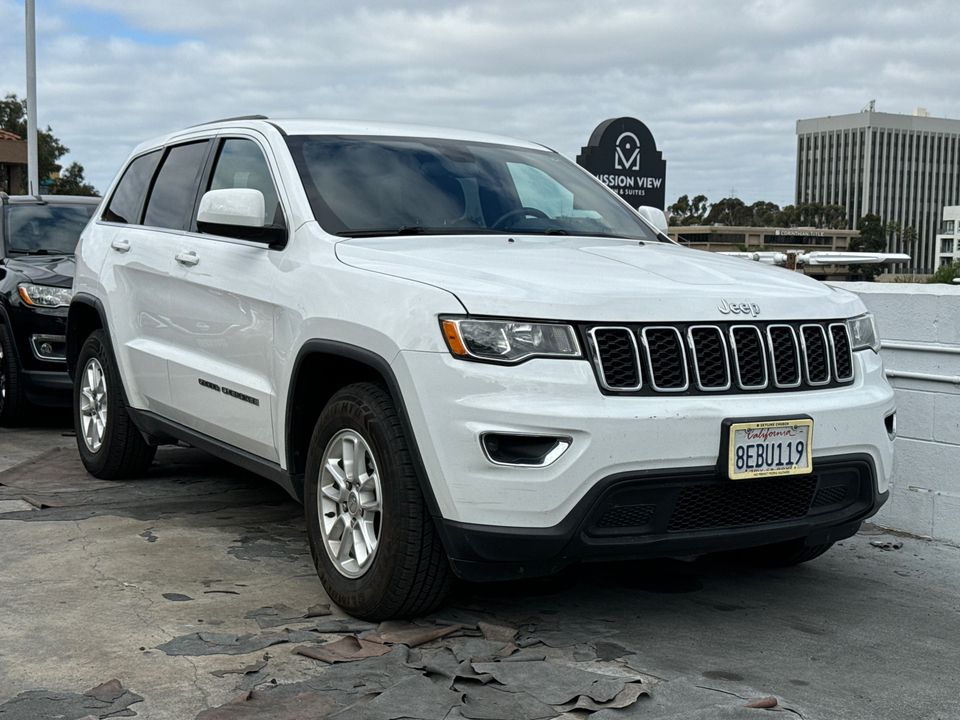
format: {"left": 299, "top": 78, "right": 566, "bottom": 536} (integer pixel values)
{"left": 800, "top": 324, "right": 831, "bottom": 385}
{"left": 829, "top": 323, "right": 854, "bottom": 381}
{"left": 767, "top": 324, "right": 802, "bottom": 388}
{"left": 589, "top": 327, "right": 641, "bottom": 390}
{"left": 641, "top": 327, "right": 688, "bottom": 391}
{"left": 688, "top": 326, "right": 731, "bottom": 391}
{"left": 730, "top": 325, "right": 768, "bottom": 389}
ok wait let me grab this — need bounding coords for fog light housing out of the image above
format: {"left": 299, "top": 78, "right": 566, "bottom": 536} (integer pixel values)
{"left": 480, "top": 433, "right": 571, "bottom": 467}
{"left": 30, "top": 334, "right": 67, "bottom": 361}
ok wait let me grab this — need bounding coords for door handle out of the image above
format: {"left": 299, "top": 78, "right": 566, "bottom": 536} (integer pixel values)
{"left": 110, "top": 239, "right": 131, "bottom": 253}
{"left": 175, "top": 251, "right": 200, "bottom": 267}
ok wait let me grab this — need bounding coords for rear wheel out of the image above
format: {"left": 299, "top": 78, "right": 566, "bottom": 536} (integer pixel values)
{"left": 304, "top": 382, "right": 451, "bottom": 620}
{"left": 74, "top": 330, "right": 156, "bottom": 479}
{"left": 0, "top": 324, "right": 31, "bottom": 427}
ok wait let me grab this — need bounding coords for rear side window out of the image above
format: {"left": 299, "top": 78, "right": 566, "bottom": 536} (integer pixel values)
{"left": 143, "top": 141, "right": 210, "bottom": 231}
{"left": 102, "top": 150, "right": 162, "bottom": 224}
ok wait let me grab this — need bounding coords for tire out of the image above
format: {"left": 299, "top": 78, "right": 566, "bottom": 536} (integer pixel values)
{"left": 0, "top": 323, "right": 31, "bottom": 427}
{"left": 74, "top": 329, "right": 156, "bottom": 479}
{"left": 730, "top": 538, "right": 834, "bottom": 568}
{"left": 304, "top": 382, "right": 452, "bottom": 620}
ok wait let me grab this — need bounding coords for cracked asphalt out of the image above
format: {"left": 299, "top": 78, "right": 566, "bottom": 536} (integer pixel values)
{"left": 1, "top": 419, "right": 959, "bottom": 720}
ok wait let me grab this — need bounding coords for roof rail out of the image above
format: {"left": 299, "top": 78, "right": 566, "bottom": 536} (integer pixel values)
{"left": 188, "top": 114, "right": 269, "bottom": 128}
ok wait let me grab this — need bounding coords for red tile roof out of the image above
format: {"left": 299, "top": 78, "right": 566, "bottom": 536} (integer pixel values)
{"left": 0, "top": 129, "right": 24, "bottom": 141}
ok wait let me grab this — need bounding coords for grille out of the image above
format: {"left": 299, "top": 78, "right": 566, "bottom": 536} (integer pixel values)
{"left": 801, "top": 325, "right": 830, "bottom": 385}
{"left": 830, "top": 324, "right": 854, "bottom": 381}
{"left": 597, "top": 504, "right": 657, "bottom": 528}
{"left": 689, "top": 326, "right": 730, "bottom": 390}
{"left": 585, "top": 320, "right": 855, "bottom": 395}
{"left": 768, "top": 325, "right": 801, "bottom": 387}
{"left": 811, "top": 485, "right": 847, "bottom": 507}
{"left": 590, "top": 328, "right": 641, "bottom": 390}
{"left": 668, "top": 476, "right": 818, "bottom": 531}
{"left": 642, "top": 327, "right": 688, "bottom": 391}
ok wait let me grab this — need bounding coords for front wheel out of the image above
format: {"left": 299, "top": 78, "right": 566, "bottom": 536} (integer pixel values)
{"left": 74, "top": 330, "right": 156, "bottom": 479}
{"left": 304, "top": 382, "right": 451, "bottom": 620}
{"left": 0, "top": 323, "right": 31, "bottom": 427}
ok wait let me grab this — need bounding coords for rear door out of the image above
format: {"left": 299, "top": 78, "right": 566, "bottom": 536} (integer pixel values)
{"left": 162, "top": 134, "right": 285, "bottom": 461}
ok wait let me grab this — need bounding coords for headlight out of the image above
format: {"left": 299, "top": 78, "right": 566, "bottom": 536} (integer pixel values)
{"left": 846, "top": 312, "right": 881, "bottom": 353}
{"left": 18, "top": 284, "right": 73, "bottom": 309}
{"left": 441, "top": 317, "right": 582, "bottom": 363}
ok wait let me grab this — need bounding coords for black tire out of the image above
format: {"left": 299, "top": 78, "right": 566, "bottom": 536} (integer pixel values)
{"left": 304, "top": 382, "right": 452, "bottom": 620}
{"left": 0, "top": 323, "right": 31, "bottom": 427}
{"left": 74, "top": 330, "right": 156, "bottom": 479}
{"left": 730, "top": 538, "right": 834, "bottom": 568}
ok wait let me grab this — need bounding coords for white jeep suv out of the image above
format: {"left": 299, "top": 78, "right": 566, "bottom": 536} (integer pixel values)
{"left": 68, "top": 117, "right": 895, "bottom": 620}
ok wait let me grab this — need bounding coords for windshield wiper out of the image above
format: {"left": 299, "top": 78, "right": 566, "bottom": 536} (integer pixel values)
{"left": 8, "top": 248, "right": 58, "bottom": 255}
{"left": 337, "top": 225, "right": 430, "bottom": 238}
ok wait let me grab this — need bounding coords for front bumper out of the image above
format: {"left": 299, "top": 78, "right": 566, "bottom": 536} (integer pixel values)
{"left": 436, "top": 453, "right": 886, "bottom": 581}
{"left": 394, "top": 348, "right": 895, "bottom": 530}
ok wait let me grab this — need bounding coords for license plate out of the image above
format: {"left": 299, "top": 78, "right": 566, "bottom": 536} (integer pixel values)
{"left": 727, "top": 419, "right": 813, "bottom": 480}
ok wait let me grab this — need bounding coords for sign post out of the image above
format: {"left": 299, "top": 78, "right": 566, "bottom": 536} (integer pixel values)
{"left": 576, "top": 117, "right": 667, "bottom": 211}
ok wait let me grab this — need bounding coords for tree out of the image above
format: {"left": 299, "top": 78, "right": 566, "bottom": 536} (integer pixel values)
{"left": 667, "top": 194, "right": 708, "bottom": 226}
{"left": 1, "top": 92, "right": 71, "bottom": 194}
{"left": 54, "top": 162, "right": 98, "bottom": 196}
{"left": 704, "top": 197, "right": 750, "bottom": 226}
{"left": 850, "top": 213, "right": 887, "bottom": 280}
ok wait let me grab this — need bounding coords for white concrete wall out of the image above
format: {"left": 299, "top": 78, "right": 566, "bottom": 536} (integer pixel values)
{"left": 832, "top": 282, "right": 960, "bottom": 542}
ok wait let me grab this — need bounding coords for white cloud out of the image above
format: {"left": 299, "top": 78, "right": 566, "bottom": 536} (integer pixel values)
{"left": 1, "top": 0, "right": 958, "bottom": 209}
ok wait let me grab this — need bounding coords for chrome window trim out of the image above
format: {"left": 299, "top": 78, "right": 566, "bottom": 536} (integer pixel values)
{"left": 640, "top": 326, "right": 689, "bottom": 392}
{"left": 588, "top": 326, "right": 642, "bottom": 391}
{"left": 799, "top": 323, "right": 832, "bottom": 386}
{"left": 686, "top": 325, "right": 732, "bottom": 392}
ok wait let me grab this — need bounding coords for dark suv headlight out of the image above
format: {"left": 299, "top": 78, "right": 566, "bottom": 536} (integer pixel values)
{"left": 18, "top": 284, "right": 72, "bottom": 309}
{"left": 441, "top": 317, "right": 582, "bottom": 363}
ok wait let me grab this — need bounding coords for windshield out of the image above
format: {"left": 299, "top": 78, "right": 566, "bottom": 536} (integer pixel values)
{"left": 285, "top": 135, "right": 661, "bottom": 241}
{"left": 4, "top": 203, "right": 97, "bottom": 255}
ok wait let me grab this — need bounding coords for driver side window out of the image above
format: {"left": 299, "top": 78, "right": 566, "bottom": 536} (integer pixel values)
{"left": 206, "top": 138, "right": 283, "bottom": 227}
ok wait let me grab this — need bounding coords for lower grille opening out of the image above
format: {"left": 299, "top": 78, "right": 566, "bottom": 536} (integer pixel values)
{"left": 668, "top": 476, "right": 818, "bottom": 532}
{"left": 597, "top": 504, "right": 657, "bottom": 528}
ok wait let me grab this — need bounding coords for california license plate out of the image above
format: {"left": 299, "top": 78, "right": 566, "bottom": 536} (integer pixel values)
{"left": 727, "top": 419, "right": 813, "bottom": 480}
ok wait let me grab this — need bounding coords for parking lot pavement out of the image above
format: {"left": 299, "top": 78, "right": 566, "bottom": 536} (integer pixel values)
{"left": 1, "top": 424, "right": 958, "bottom": 720}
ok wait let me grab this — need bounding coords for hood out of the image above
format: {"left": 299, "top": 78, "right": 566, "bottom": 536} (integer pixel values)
{"left": 1, "top": 255, "right": 76, "bottom": 288}
{"left": 335, "top": 235, "right": 865, "bottom": 322}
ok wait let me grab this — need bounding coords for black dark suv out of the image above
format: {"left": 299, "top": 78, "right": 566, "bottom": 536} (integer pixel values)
{"left": 0, "top": 192, "right": 100, "bottom": 425}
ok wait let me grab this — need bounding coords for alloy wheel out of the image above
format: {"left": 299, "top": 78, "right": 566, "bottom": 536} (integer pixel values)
{"left": 317, "top": 429, "right": 383, "bottom": 578}
{"left": 79, "top": 357, "right": 107, "bottom": 453}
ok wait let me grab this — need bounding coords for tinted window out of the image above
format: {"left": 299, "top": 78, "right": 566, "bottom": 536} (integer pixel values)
{"left": 285, "top": 135, "right": 660, "bottom": 241}
{"left": 206, "top": 139, "right": 282, "bottom": 226}
{"left": 103, "top": 150, "right": 162, "bottom": 224}
{"left": 143, "top": 141, "right": 209, "bottom": 230}
{"left": 4, "top": 203, "right": 97, "bottom": 254}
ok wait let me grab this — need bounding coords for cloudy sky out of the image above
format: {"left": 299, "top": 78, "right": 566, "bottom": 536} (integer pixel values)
{"left": 2, "top": 0, "right": 959, "bottom": 207}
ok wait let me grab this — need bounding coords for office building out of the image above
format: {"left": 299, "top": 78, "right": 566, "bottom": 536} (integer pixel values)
{"left": 936, "top": 206, "right": 959, "bottom": 267}
{"left": 796, "top": 107, "right": 960, "bottom": 274}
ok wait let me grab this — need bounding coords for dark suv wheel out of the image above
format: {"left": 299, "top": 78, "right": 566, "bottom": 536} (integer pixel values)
{"left": 304, "top": 382, "right": 451, "bottom": 620}
{"left": 74, "top": 330, "right": 156, "bottom": 479}
{"left": 0, "top": 324, "right": 30, "bottom": 427}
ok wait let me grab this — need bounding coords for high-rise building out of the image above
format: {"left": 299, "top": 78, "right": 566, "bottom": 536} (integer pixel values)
{"left": 796, "top": 107, "right": 960, "bottom": 273}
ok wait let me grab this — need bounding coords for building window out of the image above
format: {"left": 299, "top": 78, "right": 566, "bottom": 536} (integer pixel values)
{"left": 942, "top": 238, "right": 955, "bottom": 254}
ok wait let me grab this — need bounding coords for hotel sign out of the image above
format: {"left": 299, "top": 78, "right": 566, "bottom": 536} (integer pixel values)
{"left": 577, "top": 117, "right": 667, "bottom": 210}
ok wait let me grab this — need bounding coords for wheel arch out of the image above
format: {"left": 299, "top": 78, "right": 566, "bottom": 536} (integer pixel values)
{"left": 66, "top": 293, "right": 108, "bottom": 379}
{"left": 285, "top": 340, "right": 441, "bottom": 517}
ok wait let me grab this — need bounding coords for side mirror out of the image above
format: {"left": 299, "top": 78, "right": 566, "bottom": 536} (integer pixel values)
{"left": 196, "top": 188, "right": 286, "bottom": 248}
{"left": 197, "top": 188, "right": 265, "bottom": 228}
{"left": 636, "top": 206, "right": 669, "bottom": 234}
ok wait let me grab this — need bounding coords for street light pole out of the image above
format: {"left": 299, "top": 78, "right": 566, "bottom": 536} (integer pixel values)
{"left": 25, "top": 0, "right": 40, "bottom": 196}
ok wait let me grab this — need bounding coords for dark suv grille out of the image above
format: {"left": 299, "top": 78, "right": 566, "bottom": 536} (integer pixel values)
{"left": 586, "top": 321, "right": 854, "bottom": 395}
